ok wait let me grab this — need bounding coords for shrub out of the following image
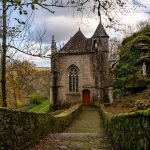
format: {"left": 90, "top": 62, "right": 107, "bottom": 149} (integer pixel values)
{"left": 16, "top": 99, "right": 23, "bottom": 107}
{"left": 29, "top": 93, "right": 43, "bottom": 104}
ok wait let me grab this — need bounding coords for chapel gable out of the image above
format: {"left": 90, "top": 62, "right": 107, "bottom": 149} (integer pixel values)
{"left": 60, "top": 28, "right": 92, "bottom": 53}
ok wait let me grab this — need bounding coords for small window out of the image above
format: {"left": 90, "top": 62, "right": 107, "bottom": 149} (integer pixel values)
{"left": 94, "top": 40, "right": 97, "bottom": 48}
{"left": 69, "top": 65, "right": 79, "bottom": 92}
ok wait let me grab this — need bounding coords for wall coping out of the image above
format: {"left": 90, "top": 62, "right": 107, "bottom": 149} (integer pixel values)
{"left": 55, "top": 103, "right": 81, "bottom": 117}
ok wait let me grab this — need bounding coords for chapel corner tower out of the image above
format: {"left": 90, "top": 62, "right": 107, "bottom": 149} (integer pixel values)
{"left": 50, "top": 35, "right": 59, "bottom": 109}
{"left": 91, "top": 22, "right": 109, "bottom": 102}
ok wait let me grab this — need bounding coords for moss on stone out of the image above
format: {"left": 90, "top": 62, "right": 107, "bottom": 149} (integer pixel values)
{"left": 0, "top": 103, "right": 81, "bottom": 150}
{"left": 100, "top": 104, "right": 150, "bottom": 150}
{"left": 55, "top": 103, "right": 81, "bottom": 117}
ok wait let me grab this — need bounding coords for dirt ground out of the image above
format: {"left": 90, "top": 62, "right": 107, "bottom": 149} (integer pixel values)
{"left": 104, "top": 89, "right": 150, "bottom": 117}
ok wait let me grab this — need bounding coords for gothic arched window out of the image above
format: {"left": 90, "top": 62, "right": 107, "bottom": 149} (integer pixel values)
{"left": 68, "top": 65, "right": 79, "bottom": 92}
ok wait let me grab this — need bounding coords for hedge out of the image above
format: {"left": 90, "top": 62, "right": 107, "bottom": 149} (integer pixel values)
{"left": 0, "top": 103, "right": 81, "bottom": 150}
{"left": 100, "top": 105, "right": 150, "bottom": 150}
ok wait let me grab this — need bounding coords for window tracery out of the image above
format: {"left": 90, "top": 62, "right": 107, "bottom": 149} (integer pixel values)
{"left": 68, "top": 65, "right": 79, "bottom": 92}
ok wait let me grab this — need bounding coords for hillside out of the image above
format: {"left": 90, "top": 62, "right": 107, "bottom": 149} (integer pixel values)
{"left": 105, "top": 89, "right": 150, "bottom": 116}
{"left": 108, "top": 26, "right": 150, "bottom": 115}
{"left": 113, "top": 25, "right": 150, "bottom": 94}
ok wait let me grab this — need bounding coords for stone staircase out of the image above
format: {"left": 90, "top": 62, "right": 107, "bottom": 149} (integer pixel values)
{"left": 32, "top": 106, "right": 112, "bottom": 150}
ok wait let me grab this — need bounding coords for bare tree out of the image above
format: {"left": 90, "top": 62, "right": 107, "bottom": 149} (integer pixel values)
{"left": 136, "top": 18, "right": 150, "bottom": 30}
{"left": 1, "top": 0, "right": 90, "bottom": 107}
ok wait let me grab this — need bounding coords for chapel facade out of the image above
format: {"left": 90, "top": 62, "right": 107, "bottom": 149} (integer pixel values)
{"left": 50, "top": 22, "right": 109, "bottom": 108}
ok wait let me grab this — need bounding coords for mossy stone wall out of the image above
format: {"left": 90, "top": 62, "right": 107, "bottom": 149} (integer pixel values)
{"left": 0, "top": 104, "right": 81, "bottom": 150}
{"left": 100, "top": 105, "right": 150, "bottom": 150}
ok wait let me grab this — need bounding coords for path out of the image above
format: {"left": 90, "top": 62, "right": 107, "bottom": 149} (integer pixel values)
{"left": 32, "top": 106, "right": 112, "bottom": 150}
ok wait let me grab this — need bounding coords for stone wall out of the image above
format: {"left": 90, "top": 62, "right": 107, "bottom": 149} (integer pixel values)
{"left": 57, "top": 54, "right": 97, "bottom": 105}
{"left": 100, "top": 105, "right": 150, "bottom": 150}
{"left": 0, "top": 104, "right": 81, "bottom": 150}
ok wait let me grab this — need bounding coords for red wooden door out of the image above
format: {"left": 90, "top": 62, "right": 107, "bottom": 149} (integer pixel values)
{"left": 82, "top": 90, "right": 90, "bottom": 106}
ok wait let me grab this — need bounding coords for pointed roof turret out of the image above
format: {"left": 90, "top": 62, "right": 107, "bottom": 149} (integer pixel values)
{"left": 92, "top": 22, "right": 109, "bottom": 38}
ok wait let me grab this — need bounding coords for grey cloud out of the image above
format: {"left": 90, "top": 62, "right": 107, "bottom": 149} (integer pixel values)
{"left": 30, "top": 15, "right": 99, "bottom": 45}
{"left": 32, "top": 58, "right": 50, "bottom": 67}
{"left": 28, "top": 1, "right": 95, "bottom": 44}
{"left": 15, "top": 1, "right": 150, "bottom": 67}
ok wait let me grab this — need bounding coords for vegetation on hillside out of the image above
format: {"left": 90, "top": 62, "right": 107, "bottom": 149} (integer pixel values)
{"left": 0, "top": 59, "right": 50, "bottom": 109}
{"left": 108, "top": 26, "right": 150, "bottom": 113}
{"left": 113, "top": 25, "right": 150, "bottom": 94}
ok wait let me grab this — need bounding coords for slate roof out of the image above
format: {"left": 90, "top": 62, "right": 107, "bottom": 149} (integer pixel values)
{"left": 60, "top": 29, "right": 92, "bottom": 53}
{"left": 59, "top": 23, "right": 108, "bottom": 54}
{"left": 92, "top": 22, "right": 109, "bottom": 38}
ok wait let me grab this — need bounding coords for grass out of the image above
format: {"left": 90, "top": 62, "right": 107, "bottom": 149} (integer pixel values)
{"left": 29, "top": 99, "right": 50, "bottom": 113}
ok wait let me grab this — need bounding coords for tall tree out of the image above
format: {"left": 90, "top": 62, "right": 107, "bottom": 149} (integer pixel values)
{"left": 1, "top": 0, "right": 7, "bottom": 106}
{"left": 1, "top": 0, "right": 89, "bottom": 107}
{"left": 7, "top": 59, "right": 35, "bottom": 107}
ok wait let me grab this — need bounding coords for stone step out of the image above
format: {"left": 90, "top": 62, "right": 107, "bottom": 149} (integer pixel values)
{"left": 32, "top": 133, "right": 112, "bottom": 150}
{"left": 48, "top": 132, "right": 109, "bottom": 139}
{"left": 32, "top": 106, "right": 112, "bottom": 150}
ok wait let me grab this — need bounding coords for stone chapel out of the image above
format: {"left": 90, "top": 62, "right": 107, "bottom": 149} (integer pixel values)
{"left": 50, "top": 22, "right": 109, "bottom": 108}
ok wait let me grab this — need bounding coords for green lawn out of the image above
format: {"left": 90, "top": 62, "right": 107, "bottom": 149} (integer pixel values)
{"left": 29, "top": 99, "right": 50, "bottom": 113}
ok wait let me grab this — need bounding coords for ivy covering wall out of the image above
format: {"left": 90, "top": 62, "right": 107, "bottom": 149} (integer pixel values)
{"left": 100, "top": 105, "right": 150, "bottom": 150}
{"left": 113, "top": 26, "right": 150, "bottom": 94}
{"left": 0, "top": 104, "right": 81, "bottom": 150}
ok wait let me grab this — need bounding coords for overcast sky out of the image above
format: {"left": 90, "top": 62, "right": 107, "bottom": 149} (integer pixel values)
{"left": 12, "top": 0, "right": 150, "bottom": 67}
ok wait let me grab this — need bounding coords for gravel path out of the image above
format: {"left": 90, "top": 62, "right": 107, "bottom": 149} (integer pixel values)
{"left": 32, "top": 106, "right": 112, "bottom": 150}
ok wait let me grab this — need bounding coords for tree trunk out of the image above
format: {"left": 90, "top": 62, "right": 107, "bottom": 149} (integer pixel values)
{"left": 11, "top": 73, "right": 17, "bottom": 108}
{"left": 1, "top": 0, "right": 7, "bottom": 107}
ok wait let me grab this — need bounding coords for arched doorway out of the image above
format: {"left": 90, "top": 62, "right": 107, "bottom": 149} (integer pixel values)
{"left": 82, "top": 90, "right": 90, "bottom": 106}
